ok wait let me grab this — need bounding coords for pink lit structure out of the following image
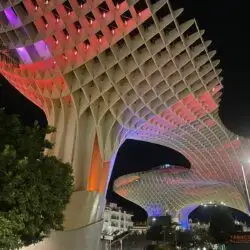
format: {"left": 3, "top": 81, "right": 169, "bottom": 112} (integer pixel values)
{"left": 114, "top": 166, "right": 249, "bottom": 230}
{"left": 0, "top": 0, "right": 249, "bottom": 249}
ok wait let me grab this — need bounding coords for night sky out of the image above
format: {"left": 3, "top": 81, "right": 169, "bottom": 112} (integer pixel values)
{"left": 1, "top": 0, "right": 250, "bottom": 223}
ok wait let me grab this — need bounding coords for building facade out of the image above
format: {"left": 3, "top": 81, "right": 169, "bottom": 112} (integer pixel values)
{"left": 102, "top": 203, "right": 133, "bottom": 240}
{"left": 1, "top": 0, "right": 250, "bottom": 249}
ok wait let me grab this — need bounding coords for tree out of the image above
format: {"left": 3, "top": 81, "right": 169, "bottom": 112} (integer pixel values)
{"left": 209, "top": 207, "right": 236, "bottom": 244}
{"left": 146, "top": 216, "right": 179, "bottom": 250}
{"left": 191, "top": 227, "right": 214, "bottom": 249}
{"left": 0, "top": 109, "right": 74, "bottom": 249}
{"left": 176, "top": 230, "right": 194, "bottom": 249}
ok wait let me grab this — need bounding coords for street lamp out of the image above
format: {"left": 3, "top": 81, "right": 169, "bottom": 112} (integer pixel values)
{"left": 240, "top": 162, "right": 250, "bottom": 211}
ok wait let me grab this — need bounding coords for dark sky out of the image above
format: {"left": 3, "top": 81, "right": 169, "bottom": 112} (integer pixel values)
{"left": 1, "top": 0, "right": 250, "bottom": 223}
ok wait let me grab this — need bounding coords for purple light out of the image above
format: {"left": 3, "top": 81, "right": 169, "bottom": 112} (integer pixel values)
{"left": 15, "top": 40, "right": 52, "bottom": 64}
{"left": 146, "top": 205, "right": 164, "bottom": 217}
{"left": 178, "top": 204, "right": 199, "bottom": 230}
{"left": 4, "top": 7, "right": 22, "bottom": 28}
{"left": 34, "top": 40, "right": 51, "bottom": 60}
{"left": 16, "top": 47, "right": 32, "bottom": 64}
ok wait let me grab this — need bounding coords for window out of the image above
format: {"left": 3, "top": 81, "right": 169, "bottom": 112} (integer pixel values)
{"left": 86, "top": 11, "right": 95, "bottom": 22}
{"left": 108, "top": 21, "right": 118, "bottom": 31}
{"left": 77, "top": 0, "right": 86, "bottom": 5}
{"left": 156, "top": 4, "right": 170, "bottom": 21}
{"left": 31, "top": 0, "right": 38, "bottom": 7}
{"left": 63, "top": 28, "right": 69, "bottom": 39}
{"left": 52, "top": 9, "right": 60, "bottom": 20}
{"left": 98, "top": 1, "right": 110, "bottom": 14}
{"left": 41, "top": 16, "right": 48, "bottom": 25}
{"left": 112, "top": 0, "right": 125, "bottom": 6}
{"left": 134, "top": 0, "right": 147, "bottom": 13}
{"left": 63, "top": 1, "right": 73, "bottom": 14}
{"left": 74, "top": 21, "right": 82, "bottom": 30}
{"left": 121, "top": 10, "right": 132, "bottom": 22}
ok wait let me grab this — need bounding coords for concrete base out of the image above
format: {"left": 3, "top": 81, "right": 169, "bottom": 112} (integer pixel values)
{"left": 21, "top": 220, "right": 103, "bottom": 250}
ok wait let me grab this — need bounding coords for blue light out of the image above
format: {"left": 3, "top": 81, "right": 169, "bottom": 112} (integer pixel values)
{"left": 179, "top": 204, "right": 199, "bottom": 230}
{"left": 146, "top": 204, "right": 164, "bottom": 217}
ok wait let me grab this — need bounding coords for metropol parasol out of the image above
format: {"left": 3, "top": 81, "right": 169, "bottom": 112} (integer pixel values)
{"left": 0, "top": 0, "right": 249, "bottom": 249}
{"left": 114, "top": 164, "right": 249, "bottom": 230}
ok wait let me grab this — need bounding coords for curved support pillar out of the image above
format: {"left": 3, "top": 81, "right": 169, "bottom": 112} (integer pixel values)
{"left": 22, "top": 190, "right": 105, "bottom": 250}
{"left": 63, "top": 190, "right": 105, "bottom": 230}
{"left": 46, "top": 103, "right": 117, "bottom": 194}
{"left": 176, "top": 204, "right": 199, "bottom": 230}
{"left": 37, "top": 104, "right": 118, "bottom": 250}
{"left": 21, "top": 219, "right": 103, "bottom": 250}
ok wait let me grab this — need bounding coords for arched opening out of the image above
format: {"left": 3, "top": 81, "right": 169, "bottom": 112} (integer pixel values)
{"left": 107, "top": 139, "right": 191, "bottom": 221}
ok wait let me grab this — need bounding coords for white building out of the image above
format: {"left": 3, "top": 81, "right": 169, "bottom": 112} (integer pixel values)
{"left": 189, "top": 219, "right": 210, "bottom": 231}
{"left": 102, "top": 203, "right": 133, "bottom": 240}
{"left": 189, "top": 218, "right": 250, "bottom": 233}
{"left": 234, "top": 220, "right": 250, "bottom": 232}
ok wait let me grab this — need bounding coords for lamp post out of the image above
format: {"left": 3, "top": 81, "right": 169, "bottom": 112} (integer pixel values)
{"left": 120, "top": 239, "right": 123, "bottom": 250}
{"left": 240, "top": 162, "right": 250, "bottom": 211}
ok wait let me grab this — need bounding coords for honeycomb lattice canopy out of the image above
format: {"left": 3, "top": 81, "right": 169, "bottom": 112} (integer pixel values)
{"left": 0, "top": 0, "right": 250, "bottom": 237}
{"left": 114, "top": 165, "right": 249, "bottom": 221}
